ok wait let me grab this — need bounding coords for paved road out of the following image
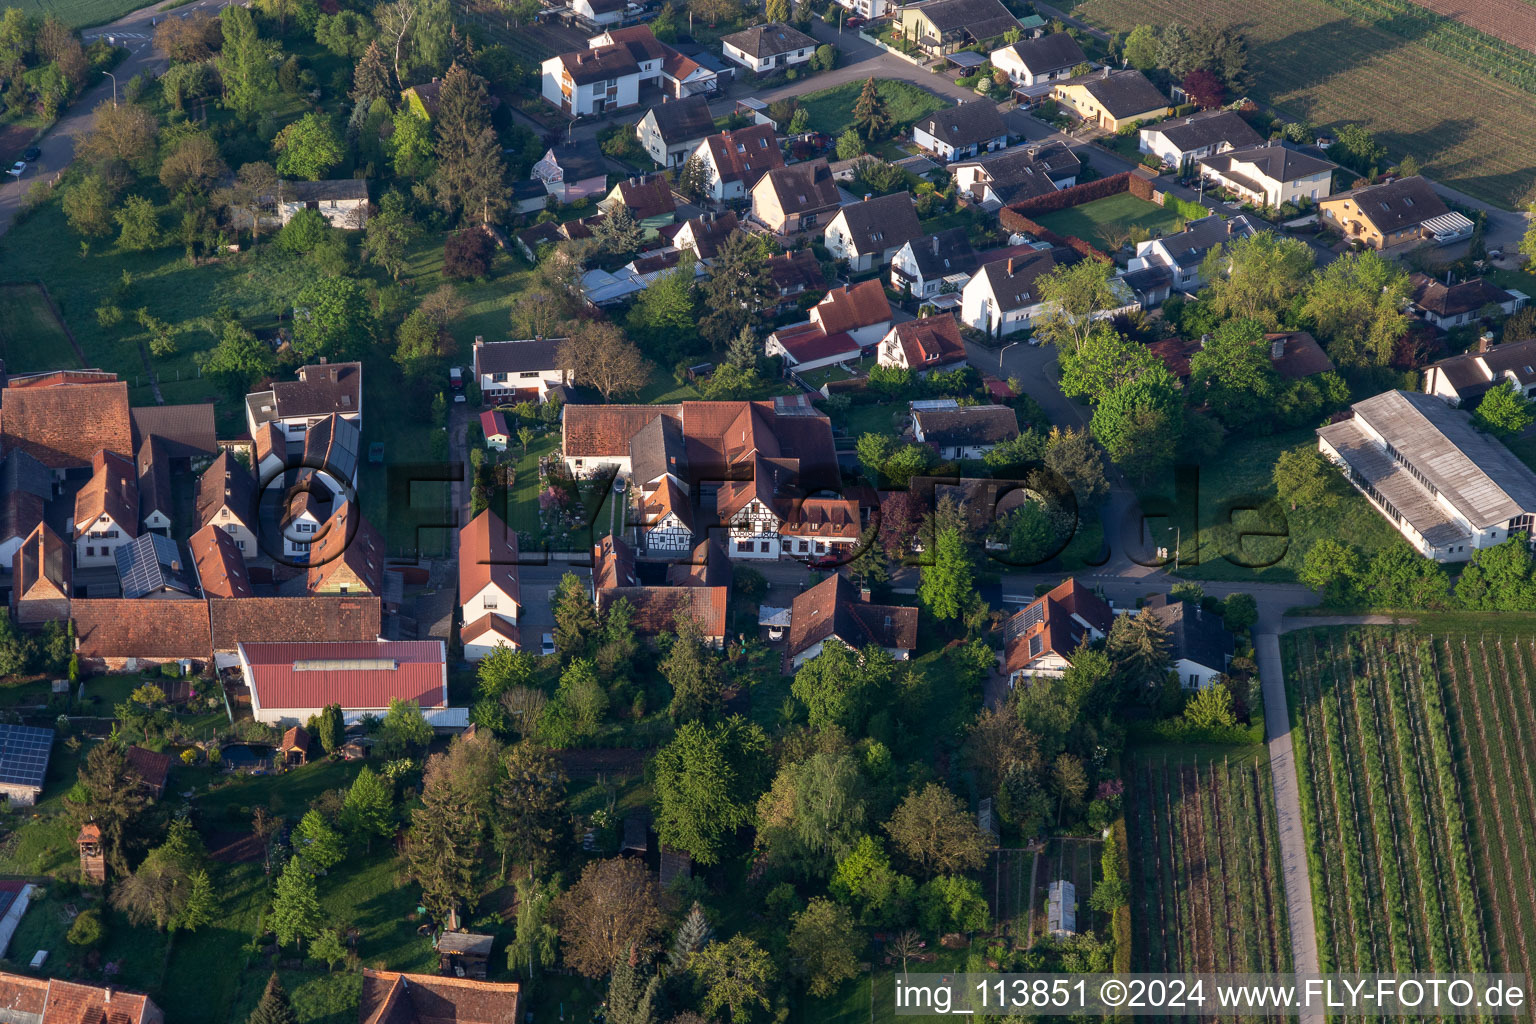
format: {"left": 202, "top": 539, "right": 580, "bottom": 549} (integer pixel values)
{"left": 0, "top": 0, "right": 238, "bottom": 238}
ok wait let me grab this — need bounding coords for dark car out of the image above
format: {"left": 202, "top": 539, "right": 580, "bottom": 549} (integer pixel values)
{"left": 21, "top": 147, "right": 40, "bottom": 162}
{"left": 809, "top": 555, "right": 844, "bottom": 569}
{"left": 845, "top": 14, "right": 865, "bottom": 26}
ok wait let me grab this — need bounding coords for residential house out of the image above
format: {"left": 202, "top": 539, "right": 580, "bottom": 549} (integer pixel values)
{"left": 959, "top": 248, "right": 1059, "bottom": 336}
{"left": 823, "top": 192, "right": 923, "bottom": 271}
{"left": 0, "top": 974, "right": 164, "bottom": 1024}
{"left": 134, "top": 436, "right": 172, "bottom": 536}
{"left": 72, "top": 598, "right": 211, "bottom": 671}
{"left": 1127, "top": 214, "right": 1259, "bottom": 295}
{"left": 574, "top": 0, "right": 625, "bottom": 29}
{"left": 0, "top": 449, "right": 52, "bottom": 565}
{"left": 583, "top": 249, "right": 706, "bottom": 305}
{"left": 399, "top": 78, "right": 444, "bottom": 119}
{"left": 129, "top": 402, "right": 218, "bottom": 464}
{"left": 12, "top": 522, "right": 70, "bottom": 626}
{"left": 473, "top": 337, "right": 571, "bottom": 403}
{"left": 299, "top": 412, "right": 361, "bottom": 499}
{"left": 585, "top": 25, "right": 720, "bottom": 101}
{"left": 778, "top": 496, "right": 862, "bottom": 560}
{"left": 1409, "top": 274, "right": 1528, "bottom": 330}
{"left": 1001, "top": 578, "right": 1112, "bottom": 683}
{"left": 691, "top": 123, "right": 783, "bottom": 200}
{"left": 115, "top": 533, "right": 199, "bottom": 600}
{"left": 73, "top": 450, "right": 137, "bottom": 569}
{"left": 1267, "top": 331, "right": 1336, "bottom": 380}
{"left": 1424, "top": 337, "right": 1536, "bottom": 407}
{"left": 832, "top": 0, "right": 892, "bottom": 21}
{"left": 294, "top": 500, "right": 385, "bottom": 596}
{"left": 765, "top": 248, "right": 825, "bottom": 309}
{"left": 245, "top": 361, "right": 362, "bottom": 444}
{"left": 279, "top": 491, "right": 326, "bottom": 563}
{"left": 599, "top": 175, "right": 678, "bottom": 232}
{"left": 951, "top": 143, "right": 1078, "bottom": 207}
{"left": 541, "top": 44, "right": 641, "bottom": 116}
{"left": 912, "top": 100, "right": 1009, "bottom": 162}
{"left": 637, "top": 475, "right": 694, "bottom": 554}
{"left": 912, "top": 402, "right": 1020, "bottom": 459}
{"left": 673, "top": 211, "right": 741, "bottom": 260}
{"left": 0, "top": 375, "right": 132, "bottom": 474}
{"left": 207, "top": 595, "right": 381, "bottom": 668}
{"left": 240, "top": 640, "right": 465, "bottom": 728}
{"left": 1317, "top": 389, "right": 1536, "bottom": 561}
{"left": 722, "top": 22, "right": 818, "bottom": 73}
{"left": 627, "top": 414, "right": 689, "bottom": 547}
{"left": 751, "top": 159, "right": 841, "bottom": 237}
{"left": 189, "top": 522, "right": 252, "bottom": 599}
{"left": 894, "top": 0, "right": 1020, "bottom": 56}
{"left": 531, "top": 140, "right": 610, "bottom": 203}
{"left": 460, "top": 509, "right": 521, "bottom": 660}
{"left": 1138, "top": 110, "right": 1264, "bottom": 170}
{"left": 766, "top": 321, "right": 862, "bottom": 373}
{"left": 277, "top": 179, "right": 368, "bottom": 229}
{"left": 359, "top": 970, "right": 519, "bottom": 1024}
{"left": 1052, "top": 69, "right": 1169, "bottom": 131}
{"left": 890, "top": 228, "right": 979, "bottom": 299}
{"left": 1144, "top": 593, "right": 1234, "bottom": 689}
{"left": 811, "top": 279, "right": 894, "bottom": 345}
{"left": 635, "top": 95, "right": 715, "bottom": 167}
{"left": 784, "top": 572, "right": 918, "bottom": 669}
{"left": 878, "top": 314, "right": 969, "bottom": 375}
{"left": 481, "top": 410, "right": 511, "bottom": 451}
{"left": 1319, "top": 176, "right": 1473, "bottom": 249}
{"left": 1200, "top": 143, "right": 1337, "bottom": 209}
{"left": 593, "top": 536, "right": 728, "bottom": 645}
{"left": 195, "top": 451, "right": 258, "bottom": 557}
{"left": 990, "top": 32, "right": 1086, "bottom": 87}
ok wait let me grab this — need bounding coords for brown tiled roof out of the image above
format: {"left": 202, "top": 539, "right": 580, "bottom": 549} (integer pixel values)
{"left": 1073, "top": 69, "right": 1169, "bottom": 119}
{"left": 1266, "top": 331, "right": 1335, "bottom": 379}
{"left": 73, "top": 599, "right": 211, "bottom": 661}
{"left": 248, "top": 361, "right": 362, "bottom": 426}
{"left": 703, "top": 124, "right": 784, "bottom": 187}
{"left": 779, "top": 496, "right": 860, "bottom": 538}
{"left": 913, "top": 404, "right": 1020, "bottom": 447}
{"left": 722, "top": 21, "right": 818, "bottom": 58}
{"left": 1323, "top": 176, "right": 1449, "bottom": 234}
{"left": 0, "top": 380, "right": 132, "bottom": 469}
{"left": 0, "top": 973, "right": 48, "bottom": 1019}
{"left": 14, "top": 521, "right": 69, "bottom": 601}
{"left": 196, "top": 451, "right": 257, "bottom": 529}
{"left": 130, "top": 403, "right": 217, "bottom": 457}
{"left": 640, "top": 474, "right": 693, "bottom": 532}
{"left": 770, "top": 321, "right": 860, "bottom": 365}
{"left": 0, "top": 488, "right": 43, "bottom": 545}
{"left": 190, "top": 522, "right": 252, "bottom": 599}
{"left": 359, "top": 969, "right": 520, "bottom": 1024}
{"left": 1147, "top": 337, "right": 1198, "bottom": 380}
{"left": 1409, "top": 274, "right": 1517, "bottom": 318}
{"left": 563, "top": 405, "right": 680, "bottom": 459}
{"left": 1002, "top": 578, "right": 1111, "bottom": 674}
{"left": 785, "top": 572, "right": 917, "bottom": 660}
{"left": 593, "top": 535, "right": 639, "bottom": 589}
{"left": 124, "top": 745, "right": 172, "bottom": 793}
{"left": 253, "top": 421, "right": 286, "bottom": 467}
{"left": 677, "top": 212, "right": 741, "bottom": 260}
{"left": 37, "top": 976, "right": 160, "bottom": 1024}
{"left": 280, "top": 725, "right": 311, "bottom": 754}
{"left": 208, "top": 595, "right": 381, "bottom": 650}
{"left": 609, "top": 174, "right": 677, "bottom": 220}
{"left": 462, "top": 612, "right": 520, "bottom": 649}
{"left": 460, "top": 509, "right": 520, "bottom": 609}
{"left": 603, "top": 24, "right": 672, "bottom": 63}
{"left": 136, "top": 435, "right": 172, "bottom": 524}
{"left": 758, "top": 159, "right": 840, "bottom": 218}
{"left": 556, "top": 43, "right": 640, "bottom": 86}
{"left": 887, "top": 314, "right": 965, "bottom": 367}
{"left": 830, "top": 192, "right": 923, "bottom": 257}
{"left": 666, "top": 538, "right": 732, "bottom": 588}
{"left": 814, "top": 280, "right": 893, "bottom": 334}
{"left": 766, "top": 248, "right": 825, "bottom": 295}
{"left": 304, "top": 500, "right": 384, "bottom": 594}
{"left": 74, "top": 450, "right": 138, "bottom": 537}
{"left": 596, "top": 585, "right": 728, "bottom": 640}
{"left": 662, "top": 48, "right": 704, "bottom": 81}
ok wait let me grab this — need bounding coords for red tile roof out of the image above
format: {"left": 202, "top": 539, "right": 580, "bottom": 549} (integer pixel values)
{"left": 359, "top": 969, "right": 519, "bottom": 1024}
{"left": 27, "top": 975, "right": 160, "bottom": 1024}
{"left": 459, "top": 509, "right": 520, "bottom": 609}
{"left": 1003, "top": 578, "right": 1112, "bottom": 674}
{"left": 480, "top": 409, "right": 509, "bottom": 439}
{"left": 73, "top": 450, "right": 138, "bottom": 537}
{"left": 73, "top": 599, "right": 212, "bottom": 661}
{"left": 0, "top": 380, "right": 132, "bottom": 469}
{"left": 785, "top": 573, "right": 918, "bottom": 660}
{"left": 770, "top": 321, "right": 860, "bottom": 365}
{"left": 304, "top": 500, "right": 385, "bottom": 594}
{"left": 190, "top": 523, "right": 252, "bottom": 599}
{"left": 779, "top": 496, "right": 861, "bottom": 539}
{"left": 125, "top": 744, "right": 173, "bottom": 794}
{"left": 703, "top": 123, "right": 784, "bottom": 187}
{"left": 814, "top": 280, "right": 892, "bottom": 335}
{"left": 14, "top": 521, "right": 69, "bottom": 603}
{"left": 563, "top": 405, "right": 680, "bottom": 459}
{"left": 610, "top": 175, "right": 677, "bottom": 220}
{"left": 462, "top": 612, "right": 520, "bottom": 648}
{"left": 886, "top": 314, "right": 965, "bottom": 367}
{"left": 593, "top": 535, "right": 639, "bottom": 589}
{"left": 241, "top": 640, "right": 446, "bottom": 711}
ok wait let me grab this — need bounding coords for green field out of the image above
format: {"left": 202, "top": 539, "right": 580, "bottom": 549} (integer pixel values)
{"left": 0, "top": 0, "right": 162, "bottom": 29}
{"left": 1032, "top": 192, "right": 1186, "bottom": 251}
{"left": 1282, "top": 627, "right": 1505, "bottom": 978}
{"left": 794, "top": 79, "right": 948, "bottom": 138}
{"left": 1071, "top": 0, "right": 1536, "bottom": 207}
{"left": 0, "top": 282, "right": 82, "bottom": 373}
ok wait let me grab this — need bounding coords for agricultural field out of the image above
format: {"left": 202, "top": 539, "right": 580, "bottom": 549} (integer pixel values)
{"left": 1032, "top": 193, "right": 1186, "bottom": 253}
{"left": 1071, "top": 0, "right": 1536, "bottom": 207}
{"left": 1284, "top": 628, "right": 1490, "bottom": 976}
{"left": 1, "top": 0, "right": 153, "bottom": 29}
{"left": 1125, "top": 757, "right": 1292, "bottom": 973}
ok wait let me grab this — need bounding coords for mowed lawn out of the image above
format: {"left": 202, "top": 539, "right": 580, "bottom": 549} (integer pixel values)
{"left": 3, "top": 0, "right": 151, "bottom": 28}
{"left": 1032, "top": 192, "right": 1186, "bottom": 250}
{"left": 0, "top": 283, "right": 82, "bottom": 373}
{"left": 794, "top": 80, "right": 948, "bottom": 137}
{"left": 1073, "top": 0, "right": 1536, "bottom": 207}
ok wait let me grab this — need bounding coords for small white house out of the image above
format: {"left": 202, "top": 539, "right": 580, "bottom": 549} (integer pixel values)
{"left": 691, "top": 124, "right": 784, "bottom": 200}
{"left": 635, "top": 95, "right": 715, "bottom": 167}
{"left": 574, "top": 0, "right": 625, "bottom": 27}
{"left": 912, "top": 100, "right": 1009, "bottom": 162}
{"left": 540, "top": 44, "right": 642, "bottom": 117}
{"left": 1137, "top": 110, "right": 1263, "bottom": 170}
{"left": 721, "top": 22, "right": 818, "bottom": 73}
{"left": 959, "top": 249, "right": 1057, "bottom": 336}
{"left": 1127, "top": 214, "right": 1257, "bottom": 294}
{"left": 831, "top": 0, "right": 891, "bottom": 18}
{"left": 1144, "top": 593, "right": 1234, "bottom": 690}
{"left": 823, "top": 192, "right": 923, "bottom": 272}
{"left": 73, "top": 451, "right": 138, "bottom": 570}
{"left": 473, "top": 338, "right": 571, "bottom": 403}
{"left": 990, "top": 32, "right": 1085, "bottom": 87}
{"left": 481, "top": 410, "right": 511, "bottom": 451}
{"left": 278, "top": 180, "right": 369, "bottom": 229}
{"left": 890, "top": 229, "right": 978, "bottom": 299}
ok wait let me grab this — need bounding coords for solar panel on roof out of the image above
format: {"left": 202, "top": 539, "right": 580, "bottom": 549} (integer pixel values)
{"left": 0, "top": 724, "right": 53, "bottom": 789}
{"left": 1022, "top": 602, "right": 1045, "bottom": 629}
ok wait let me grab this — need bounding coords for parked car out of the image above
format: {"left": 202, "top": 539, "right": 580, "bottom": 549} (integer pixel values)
{"left": 845, "top": 14, "right": 865, "bottom": 26}
{"left": 448, "top": 366, "right": 464, "bottom": 390}
{"left": 5, "top": 161, "right": 24, "bottom": 177}
{"left": 809, "top": 554, "right": 842, "bottom": 569}
{"left": 540, "top": 633, "right": 556, "bottom": 657}
{"left": 21, "top": 147, "right": 39, "bottom": 162}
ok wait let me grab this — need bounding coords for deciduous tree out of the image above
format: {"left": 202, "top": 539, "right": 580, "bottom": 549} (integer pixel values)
{"left": 270, "top": 858, "right": 323, "bottom": 950}
{"left": 1474, "top": 379, "right": 1535, "bottom": 438}
{"left": 218, "top": 5, "right": 277, "bottom": 120}
{"left": 1198, "top": 231, "right": 1313, "bottom": 327}
{"left": 652, "top": 717, "right": 770, "bottom": 865}
{"left": 78, "top": 100, "right": 158, "bottom": 173}
{"left": 691, "top": 935, "right": 776, "bottom": 1024}
{"left": 1032, "top": 259, "right": 1117, "bottom": 351}
{"left": 1301, "top": 249, "right": 1411, "bottom": 368}
{"left": 341, "top": 765, "right": 394, "bottom": 848}
{"left": 557, "top": 321, "right": 651, "bottom": 401}
{"left": 275, "top": 113, "right": 343, "bottom": 180}
{"left": 1272, "top": 444, "right": 1344, "bottom": 511}
{"left": 884, "top": 783, "right": 989, "bottom": 878}
{"left": 556, "top": 857, "right": 663, "bottom": 978}
{"left": 788, "top": 899, "right": 862, "bottom": 997}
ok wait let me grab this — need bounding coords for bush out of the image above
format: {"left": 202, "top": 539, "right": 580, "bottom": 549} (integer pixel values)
{"left": 444, "top": 229, "right": 494, "bottom": 279}
{"left": 67, "top": 909, "right": 105, "bottom": 948}
{"left": 276, "top": 208, "right": 331, "bottom": 254}
{"left": 814, "top": 44, "right": 836, "bottom": 70}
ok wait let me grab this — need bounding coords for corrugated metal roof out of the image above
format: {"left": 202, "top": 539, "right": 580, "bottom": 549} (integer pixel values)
{"left": 1318, "top": 418, "right": 1470, "bottom": 547}
{"left": 241, "top": 641, "right": 445, "bottom": 711}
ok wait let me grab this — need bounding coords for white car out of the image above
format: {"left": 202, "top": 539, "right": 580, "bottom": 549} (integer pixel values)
{"left": 541, "top": 632, "right": 556, "bottom": 657}
{"left": 5, "top": 161, "right": 24, "bottom": 178}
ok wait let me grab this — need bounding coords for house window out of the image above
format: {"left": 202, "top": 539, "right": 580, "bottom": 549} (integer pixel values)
{"left": 484, "top": 596, "right": 498, "bottom": 609}
{"left": 799, "top": 541, "right": 809, "bottom": 552}
{"left": 520, "top": 371, "right": 541, "bottom": 378}
{"left": 85, "top": 546, "right": 94, "bottom": 557}
{"left": 221, "top": 508, "right": 230, "bottom": 519}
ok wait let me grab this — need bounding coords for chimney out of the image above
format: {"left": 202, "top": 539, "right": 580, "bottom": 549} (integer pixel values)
{"left": 863, "top": 193, "right": 871, "bottom": 201}
{"left": 1480, "top": 332, "right": 1495, "bottom": 353}
{"left": 474, "top": 335, "right": 484, "bottom": 349}
{"left": 1006, "top": 257, "right": 1014, "bottom": 275}
{"left": 318, "top": 356, "right": 328, "bottom": 365}
{"left": 1199, "top": 333, "right": 1211, "bottom": 349}
{"left": 1101, "top": 65, "right": 1110, "bottom": 79}
{"left": 932, "top": 235, "right": 940, "bottom": 254}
